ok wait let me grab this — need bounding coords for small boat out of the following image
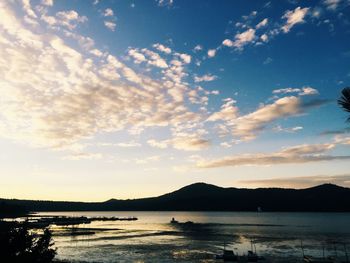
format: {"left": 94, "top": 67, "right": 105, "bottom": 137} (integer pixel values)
{"left": 170, "top": 217, "right": 179, "bottom": 224}
{"left": 246, "top": 250, "right": 259, "bottom": 262}
{"left": 215, "top": 249, "right": 238, "bottom": 261}
{"left": 216, "top": 242, "right": 238, "bottom": 262}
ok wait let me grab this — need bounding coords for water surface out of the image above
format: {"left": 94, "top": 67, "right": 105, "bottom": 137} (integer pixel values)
{"left": 34, "top": 211, "right": 350, "bottom": 262}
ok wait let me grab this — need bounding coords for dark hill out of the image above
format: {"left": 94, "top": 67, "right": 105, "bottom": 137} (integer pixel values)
{"left": 1, "top": 183, "right": 350, "bottom": 213}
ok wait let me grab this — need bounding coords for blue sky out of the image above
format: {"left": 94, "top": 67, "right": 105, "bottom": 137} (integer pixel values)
{"left": 0, "top": 0, "right": 349, "bottom": 201}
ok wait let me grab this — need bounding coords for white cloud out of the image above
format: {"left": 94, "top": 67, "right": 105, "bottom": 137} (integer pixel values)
{"left": 207, "top": 49, "right": 216, "bottom": 58}
{"left": 104, "top": 21, "right": 116, "bottom": 31}
{"left": 41, "top": 0, "right": 54, "bottom": 6}
{"left": 39, "top": 9, "right": 88, "bottom": 30}
{"left": 172, "top": 136, "right": 210, "bottom": 151}
{"left": 260, "top": 34, "right": 269, "bottom": 42}
{"left": 153, "top": 43, "right": 172, "bottom": 54}
{"left": 273, "top": 125, "right": 303, "bottom": 133}
{"left": 222, "top": 39, "right": 234, "bottom": 47}
{"left": 116, "top": 141, "right": 141, "bottom": 147}
{"left": 177, "top": 53, "right": 191, "bottom": 64}
{"left": 147, "top": 135, "right": 210, "bottom": 151}
{"left": 273, "top": 86, "right": 319, "bottom": 96}
{"left": 223, "top": 28, "right": 256, "bottom": 50}
{"left": 231, "top": 96, "right": 325, "bottom": 141}
{"left": 0, "top": 1, "right": 203, "bottom": 152}
{"left": 207, "top": 98, "right": 238, "bottom": 122}
{"left": 256, "top": 18, "right": 268, "bottom": 29}
{"left": 156, "top": 0, "right": 174, "bottom": 7}
{"left": 147, "top": 139, "right": 169, "bottom": 149}
{"left": 299, "top": 87, "right": 319, "bottom": 96}
{"left": 128, "top": 48, "right": 147, "bottom": 64}
{"left": 193, "top": 45, "right": 203, "bottom": 52}
{"left": 90, "top": 48, "right": 104, "bottom": 57}
{"left": 194, "top": 74, "right": 217, "bottom": 82}
{"left": 142, "top": 48, "right": 168, "bottom": 68}
{"left": 103, "top": 8, "right": 114, "bottom": 17}
{"left": 323, "top": 0, "right": 342, "bottom": 10}
{"left": 281, "top": 7, "right": 309, "bottom": 33}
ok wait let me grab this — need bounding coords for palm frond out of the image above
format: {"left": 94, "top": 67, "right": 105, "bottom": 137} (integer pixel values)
{"left": 338, "top": 87, "right": 350, "bottom": 121}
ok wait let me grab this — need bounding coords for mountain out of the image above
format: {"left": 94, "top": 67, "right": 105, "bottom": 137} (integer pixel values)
{"left": 1, "top": 183, "right": 350, "bottom": 213}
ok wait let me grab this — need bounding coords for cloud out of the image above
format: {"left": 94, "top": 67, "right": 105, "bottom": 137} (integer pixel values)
{"left": 156, "top": 0, "right": 174, "bottom": 7}
{"left": 260, "top": 34, "right": 269, "bottom": 42}
{"left": 222, "top": 28, "right": 256, "bottom": 50}
{"left": 147, "top": 136, "right": 210, "bottom": 151}
{"left": 194, "top": 74, "right": 217, "bottom": 82}
{"left": 281, "top": 7, "right": 309, "bottom": 33}
{"left": 273, "top": 125, "right": 303, "bottom": 133}
{"left": 104, "top": 21, "right": 116, "bottom": 31}
{"left": 197, "top": 142, "right": 350, "bottom": 168}
{"left": 40, "top": 9, "right": 88, "bottom": 30}
{"left": 153, "top": 43, "right": 172, "bottom": 54}
{"left": 41, "top": 0, "right": 54, "bottom": 6}
{"left": 256, "top": 18, "right": 268, "bottom": 29}
{"left": 147, "top": 139, "right": 168, "bottom": 149}
{"left": 207, "top": 49, "right": 216, "bottom": 58}
{"left": 193, "top": 45, "right": 203, "bottom": 52}
{"left": 238, "top": 174, "right": 350, "bottom": 188}
{"left": 176, "top": 53, "right": 191, "bottom": 64}
{"left": 116, "top": 141, "right": 141, "bottom": 147}
{"left": 172, "top": 136, "right": 210, "bottom": 151}
{"left": 103, "top": 8, "right": 114, "bottom": 17}
{"left": 63, "top": 152, "right": 103, "bottom": 160}
{"left": 142, "top": 48, "right": 168, "bottom": 68}
{"left": 263, "top": 57, "right": 273, "bottom": 65}
{"left": 323, "top": 0, "right": 342, "bottom": 10}
{"left": 0, "top": 1, "right": 203, "bottom": 152}
{"left": 207, "top": 98, "right": 238, "bottom": 122}
{"left": 128, "top": 48, "right": 147, "bottom": 64}
{"left": 90, "top": 48, "right": 104, "bottom": 57}
{"left": 273, "top": 86, "right": 319, "bottom": 96}
{"left": 231, "top": 96, "right": 325, "bottom": 140}
{"left": 334, "top": 135, "right": 350, "bottom": 145}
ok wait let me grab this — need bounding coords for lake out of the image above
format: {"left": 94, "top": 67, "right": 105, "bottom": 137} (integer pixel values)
{"left": 34, "top": 211, "right": 350, "bottom": 262}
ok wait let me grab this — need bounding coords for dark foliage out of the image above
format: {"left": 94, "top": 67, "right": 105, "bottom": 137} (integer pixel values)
{"left": 1, "top": 183, "right": 350, "bottom": 212}
{"left": 338, "top": 87, "right": 350, "bottom": 121}
{"left": 0, "top": 222, "right": 56, "bottom": 263}
{"left": 0, "top": 201, "right": 28, "bottom": 218}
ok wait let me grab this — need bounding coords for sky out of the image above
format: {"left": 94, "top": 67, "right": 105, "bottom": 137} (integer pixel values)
{"left": 0, "top": 0, "right": 350, "bottom": 201}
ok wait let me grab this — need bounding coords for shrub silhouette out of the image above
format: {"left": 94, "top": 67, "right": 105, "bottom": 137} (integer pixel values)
{"left": 338, "top": 87, "right": 350, "bottom": 122}
{"left": 0, "top": 222, "right": 56, "bottom": 263}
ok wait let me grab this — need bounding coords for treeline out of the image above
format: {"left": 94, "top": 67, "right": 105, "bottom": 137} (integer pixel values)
{"left": 1, "top": 183, "right": 350, "bottom": 212}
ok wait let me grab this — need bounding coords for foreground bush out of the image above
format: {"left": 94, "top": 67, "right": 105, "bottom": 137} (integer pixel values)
{"left": 0, "top": 222, "right": 56, "bottom": 263}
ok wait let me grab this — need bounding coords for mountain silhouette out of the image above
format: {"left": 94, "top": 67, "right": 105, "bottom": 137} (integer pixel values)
{"left": 1, "top": 183, "right": 350, "bottom": 213}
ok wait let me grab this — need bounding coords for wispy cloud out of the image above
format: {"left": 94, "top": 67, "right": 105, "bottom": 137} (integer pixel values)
{"left": 238, "top": 174, "right": 350, "bottom": 188}
{"left": 104, "top": 21, "right": 116, "bottom": 31}
{"left": 230, "top": 96, "right": 326, "bottom": 141}
{"left": 194, "top": 74, "right": 217, "bottom": 82}
{"left": 281, "top": 7, "right": 309, "bottom": 33}
{"left": 197, "top": 142, "right": 350, "bottom": 168}
{"left": 103, "top": 8, "right": 114, "bottom": 17}
{"left": 153, "top": 43, "right": 172, "bottom": 54}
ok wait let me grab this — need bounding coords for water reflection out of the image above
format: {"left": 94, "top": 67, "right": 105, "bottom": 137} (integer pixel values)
{"left": 33, "top": 211, "right": 350, "bottom": 262}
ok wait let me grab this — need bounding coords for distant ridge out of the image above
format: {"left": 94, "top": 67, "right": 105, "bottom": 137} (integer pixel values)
{"left": 1, "top": 183, "right": 350, "bottom": 212}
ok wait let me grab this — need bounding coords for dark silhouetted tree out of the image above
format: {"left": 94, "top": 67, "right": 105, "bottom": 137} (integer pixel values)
{"left": 0, "top": 222, "right": 56, "bottom": 263}
{"left": 338, "top": 87, "right": 350, "bottom": 121}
